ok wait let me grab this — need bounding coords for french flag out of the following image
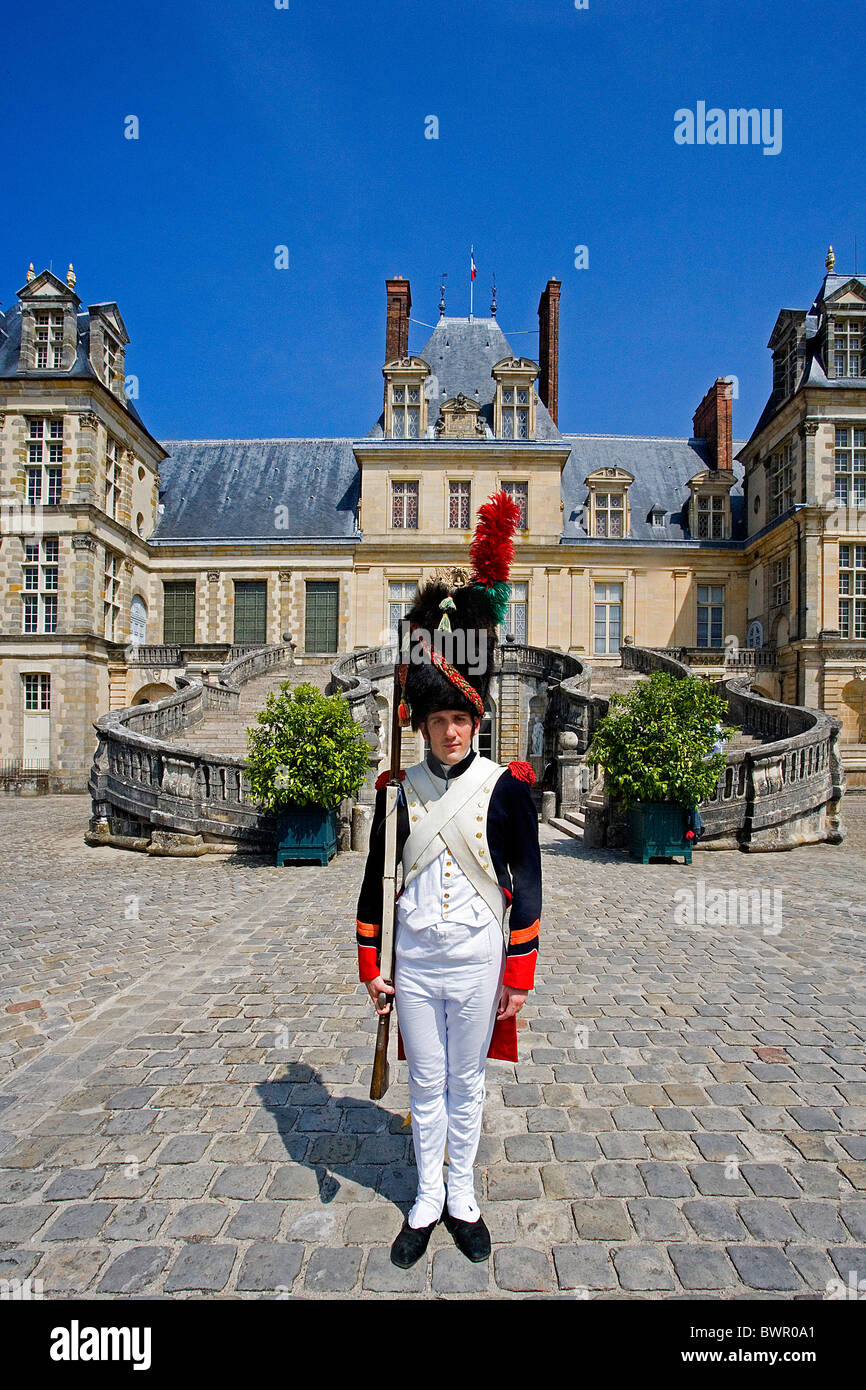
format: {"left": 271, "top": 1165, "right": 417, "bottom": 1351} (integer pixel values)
{"left": 470, "top": 247, "right": 477, "bottom": 282}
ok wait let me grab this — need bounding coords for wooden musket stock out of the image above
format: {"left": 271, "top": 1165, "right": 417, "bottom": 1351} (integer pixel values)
{"left": 369, "top": 620, "right": 406, "bottom": 1101}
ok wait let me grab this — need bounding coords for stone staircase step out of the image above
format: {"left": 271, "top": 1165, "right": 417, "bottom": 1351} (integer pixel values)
{"left": 549, "top": 816, "right": 583, "bottom": 840}
{"left": 166, "top": 661, "right": 337, "bottom": 759}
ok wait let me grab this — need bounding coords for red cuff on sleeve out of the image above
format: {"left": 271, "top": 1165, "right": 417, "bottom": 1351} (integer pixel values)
{"left": 503, "top": 950, "right": 537, "bottom": 991}
{"left": 358, "top": 944, "right": 379, "bottom": 982}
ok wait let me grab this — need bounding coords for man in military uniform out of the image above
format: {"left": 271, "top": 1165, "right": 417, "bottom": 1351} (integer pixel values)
{"left": 355, "top": 492, "right": 542, "bottom": 1268}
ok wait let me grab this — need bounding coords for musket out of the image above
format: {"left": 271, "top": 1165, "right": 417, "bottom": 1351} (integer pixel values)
{"left": 369, "top": 619, "right": 406, "bottom": 1101}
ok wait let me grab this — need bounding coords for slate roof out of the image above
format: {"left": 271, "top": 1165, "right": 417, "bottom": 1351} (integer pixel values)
{"left": 812, "top": 273, "right": 866, "bottom": 311}
{"left": 560, "top": 434, "right": 746, "bottom": 543}
{"left": 365, "top": 316, "right": 561, "bottom": 439}
{"left": 0, "top": 300, "right": 148, "bottom": 430}
{"left": 150, "top": 439, "right": 360, "bottom": 543}
{"left": 745, "top": 272, "right": 866, "bottom": 446}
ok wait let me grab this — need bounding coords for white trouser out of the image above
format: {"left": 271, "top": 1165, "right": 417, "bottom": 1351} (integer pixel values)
{"left": 395, "top": 916, "right": 505, "bottom": 1227}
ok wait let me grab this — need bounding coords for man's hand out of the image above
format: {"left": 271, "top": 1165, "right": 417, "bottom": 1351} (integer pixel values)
{"left": 365, "top": 975, "right": 395, "bottom": 1016}
{"left": 497, "top": 985, "right": 528, "bottom": 1021}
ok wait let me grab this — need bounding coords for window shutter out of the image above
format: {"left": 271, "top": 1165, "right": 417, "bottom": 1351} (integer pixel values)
{"left": 305, "top": 581, "right": 339, "bottom": 652}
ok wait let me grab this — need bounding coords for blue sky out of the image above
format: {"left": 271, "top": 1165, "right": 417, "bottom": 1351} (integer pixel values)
{"left": 2, "top": 0, "right": 863, "bottom": 445}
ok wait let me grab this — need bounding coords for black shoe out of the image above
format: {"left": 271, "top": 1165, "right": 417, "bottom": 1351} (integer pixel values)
{"left": 390, "top": 1216, "right": 438, "bottom": 1268}
{"left": 443, "top": 1209, "right": 491, "bottom": 1262}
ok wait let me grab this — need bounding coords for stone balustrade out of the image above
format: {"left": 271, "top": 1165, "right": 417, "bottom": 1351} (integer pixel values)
{"left": 87, "top": 644, "right": 295, "bottom": 851}
{"left": 604, "top": 645, "right": 845, "bottom": 851}
{"left": 88, "top": 637, "right": 845, "bottom": 856}
{"left": 123, "top": 644, "right": 183, "bottom": 667}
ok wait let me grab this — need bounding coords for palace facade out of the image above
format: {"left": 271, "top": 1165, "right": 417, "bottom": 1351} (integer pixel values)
{"left": 2, "top": 251, "right": 866, "bottom": 791}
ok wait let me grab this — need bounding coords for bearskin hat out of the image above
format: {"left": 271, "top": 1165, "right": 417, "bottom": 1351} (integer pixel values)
{"left": 398, "top": 491, "right": 522, "bottom": 731}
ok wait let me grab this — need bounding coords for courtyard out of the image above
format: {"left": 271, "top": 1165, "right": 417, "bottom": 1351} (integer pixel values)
{"left": 0, "top": 795, "right": 864, "bottom": 1300}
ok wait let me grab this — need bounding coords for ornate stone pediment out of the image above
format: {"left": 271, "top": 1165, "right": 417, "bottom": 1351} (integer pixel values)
{"left": 88, "top": 301, "right": 130, "bottom": 345}
{"left": 435, "top": 394, "right": 486, "bottom": 438}
{"left": 583, "top": 466, "right": 635, "bottom": 486}
{"left": 823, "top": 279, "right": 866, "bottom": 310}
{"left": 17, "top": 268, "right": 80, "bottom": 305}
{"left": 687, "top": 467, "right": 735, "bottom": 490}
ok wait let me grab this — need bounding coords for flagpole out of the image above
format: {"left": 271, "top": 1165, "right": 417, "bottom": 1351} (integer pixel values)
{"left": 470, "top": 244, "right": 474, "bottom": 321}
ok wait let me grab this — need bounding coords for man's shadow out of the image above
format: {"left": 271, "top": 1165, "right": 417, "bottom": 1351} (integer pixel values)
{"left": 255, "top": 1063, "right": 416, "bottom": 1210}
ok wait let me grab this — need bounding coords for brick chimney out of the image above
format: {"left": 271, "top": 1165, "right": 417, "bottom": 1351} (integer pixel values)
{"left": 537, "top": 278, "right": 561, "bottom": 425}
{"left": 692, "top": 378, "right": 733, "bottom": 470}
{"left": 385, "top": 276, "right": 411, "bottom": 363}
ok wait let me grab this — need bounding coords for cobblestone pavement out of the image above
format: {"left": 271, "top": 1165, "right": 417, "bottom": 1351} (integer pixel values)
{"left": 0, "top": 795, "right": 864, "bottom": 1300}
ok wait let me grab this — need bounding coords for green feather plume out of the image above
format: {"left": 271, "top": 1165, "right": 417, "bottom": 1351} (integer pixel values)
{"left": 470, "top": 580, "right": 511, "bottom": 625}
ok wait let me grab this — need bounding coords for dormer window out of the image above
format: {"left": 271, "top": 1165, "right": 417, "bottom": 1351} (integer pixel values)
{"left": 649, "top": 505, "right": 666, "bottom": 529}
{"left": 596, "top": 491, "right": 624, "bottom": 537}
{"left": 696, "top": 494, "right": 725, "bottom": 537}
{"left": 772, "top": 333, "right": 798, "bottom": 400}
{"left": 832, "top": 318, "right": 863, "bottom": 378}
{"left": 686, "top": 469, "right": 734, "bottom": 539}
{"left": 391, "top": 385, "right": 420, "bottom": 438}
{"left": 501, "top": 387, "right": 530, "bottom": 439}
{"left": 585, "top": 467, "right": 634, "bottom": 538}
{"left": 16, "top": 270, "right": 79, "bottom": 375}
{"left": 492, "top": 358, "right": 538, "bottom": 439}
{"left": 104, "top": 333, "right": 119, "bottom": 388}
{"left": 768, "top": 309, "right": 806, "bottom": 405}
{"left": 382, "top": 356, "right": 430, "bottom": 439}
{"left": 87, "top": 302, "right": 130, "bottom": 399}
{"left": 34, "top": 311, "right": 63, "bottom": 369}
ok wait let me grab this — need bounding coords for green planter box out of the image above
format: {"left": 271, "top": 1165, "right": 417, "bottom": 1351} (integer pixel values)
{"left": 628, "top": 801, "right": 692, "bottom": 865}
{"left": 275, "top": 807, "right": 338, "bottom": 866}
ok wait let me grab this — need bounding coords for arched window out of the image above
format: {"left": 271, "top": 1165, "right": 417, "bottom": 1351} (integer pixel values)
{"left": 130, "top": 594, "right": 147, "bottom": 646}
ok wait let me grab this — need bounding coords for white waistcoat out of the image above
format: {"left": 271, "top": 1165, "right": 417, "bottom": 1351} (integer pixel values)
{"left": 400, "top": 756, "right": 508, "bottom": 945}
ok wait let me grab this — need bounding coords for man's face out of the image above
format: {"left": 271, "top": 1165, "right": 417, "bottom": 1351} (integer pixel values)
{"left": 421, "top": 709, "right": 478, "bottom": 766}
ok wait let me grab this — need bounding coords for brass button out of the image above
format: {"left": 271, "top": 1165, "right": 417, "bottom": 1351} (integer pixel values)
{"left": 477, "top": 816, "right": 483, "bottom": 821}
{"left": 411, "top": 816, "right": 418, "bottom": 822}
{"left": 476, "top": 833, "right": 482, "bottom": 839}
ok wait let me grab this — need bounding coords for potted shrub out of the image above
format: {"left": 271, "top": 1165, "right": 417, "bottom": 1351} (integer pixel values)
{"left": 585, "top": 671, "right": 734, "bottom": 864}
{"left": 246, "top": 682, "right": 370, "bottom": 865}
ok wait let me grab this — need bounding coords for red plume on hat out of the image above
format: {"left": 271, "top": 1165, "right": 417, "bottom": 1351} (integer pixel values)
{"left": 397, "top": 490, "right": 522, "bottom": 729}
{"left": 468, "top": 489, "right": 522, "bottom": 624}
